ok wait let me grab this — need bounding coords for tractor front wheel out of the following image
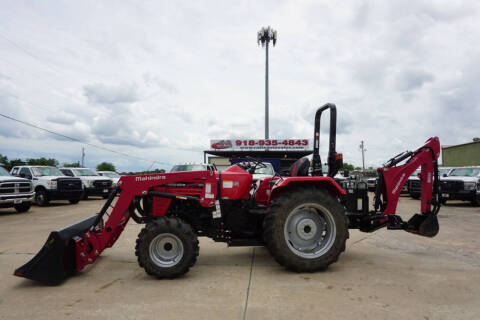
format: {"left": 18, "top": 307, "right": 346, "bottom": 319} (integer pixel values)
{"left": 263, "top": 188, "right": 348, "bottom": 272}
{"left": 135, "top": 217, "right": 199, "bottom": 279}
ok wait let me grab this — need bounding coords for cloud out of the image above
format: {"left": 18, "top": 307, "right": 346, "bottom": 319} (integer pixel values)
{"left": 143, "top": 73, "right": 178, "bottom": 94}
{"left": 83, "top": 83, "right": 139, "bottom": 104}
{"left": 394, "top": 69, "right": 434, "bottom": 91}
{"left": 46, "top": 112, "right": 77, "bottom": 125}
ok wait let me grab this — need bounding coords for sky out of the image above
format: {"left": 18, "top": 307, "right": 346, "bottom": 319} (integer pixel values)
{"left": 1, "top": 0, "right": 479, "bottom": 172}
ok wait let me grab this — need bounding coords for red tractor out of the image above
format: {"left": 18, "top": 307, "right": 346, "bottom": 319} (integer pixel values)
{"left": 14, "top": 103, "right": 442, "bottom": 285}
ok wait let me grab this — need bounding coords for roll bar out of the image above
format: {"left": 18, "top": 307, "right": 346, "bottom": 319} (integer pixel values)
{"left": 311, "top": 103, "right": 338, "bottom": 177}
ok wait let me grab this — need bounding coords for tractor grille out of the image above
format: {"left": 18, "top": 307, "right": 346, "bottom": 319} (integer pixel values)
{"left": 93, "top": 180, "right": 112, "bottom": 188}
{"left": 0, "top": 181, "right": 32, "bottom": 194}
{"left": 409, "top": 180, "right": 421, "bottom": 193}
{"left": 57, "top": 178, "right": 82, "bottom": 191}
{"left": 440, "top": 180, "right": 463, "bottom": 193}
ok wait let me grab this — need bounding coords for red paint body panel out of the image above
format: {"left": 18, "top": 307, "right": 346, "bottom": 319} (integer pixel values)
{"left": 153, "top": 197, "right": 172, "bottom": 216}
{"left": 218, "top": 165, "right": 252, "bottom": 200}
{"left": 255, "top": 177, "right": 274, "bottom": 205}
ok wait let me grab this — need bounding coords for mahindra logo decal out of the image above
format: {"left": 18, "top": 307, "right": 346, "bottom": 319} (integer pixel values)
{"left": 211, "top": 140, "right": 232, "bottom": 149}
{"left": 392, "top": 173, "right": 406, "bottom": 195}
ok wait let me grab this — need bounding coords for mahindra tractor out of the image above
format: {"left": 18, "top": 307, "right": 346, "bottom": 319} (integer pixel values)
{"left": 14, "top": 103, "right": 442, "bottom": 285}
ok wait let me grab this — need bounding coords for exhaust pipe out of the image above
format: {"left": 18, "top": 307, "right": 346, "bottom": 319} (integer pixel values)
{"left": 14, "top": 214, "right": 99, "bottom": 285}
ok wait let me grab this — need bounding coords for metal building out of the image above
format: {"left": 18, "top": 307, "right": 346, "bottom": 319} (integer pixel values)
{"left": 442, "top": 140, "right": 480, "bottom": 166}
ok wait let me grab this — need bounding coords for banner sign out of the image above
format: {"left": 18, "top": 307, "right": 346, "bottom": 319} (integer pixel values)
{"left": 210, "top": 139, "right": 310, "bottom": 151}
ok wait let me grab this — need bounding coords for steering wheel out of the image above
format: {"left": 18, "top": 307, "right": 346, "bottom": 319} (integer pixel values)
{"left": 244, "top": 156, "right": 267, "bottom": 174}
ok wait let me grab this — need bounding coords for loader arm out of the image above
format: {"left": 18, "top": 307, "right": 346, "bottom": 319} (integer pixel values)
{"left": 14, "top": 171, "right": 219, "bottom": 284}
{"left": 75, "top": 172, "right": 219, "bottom": 271}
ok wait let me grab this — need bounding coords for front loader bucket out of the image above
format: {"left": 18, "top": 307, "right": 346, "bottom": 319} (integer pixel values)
{"left": 14, "top": 214, "right": 98, "bottom": 285}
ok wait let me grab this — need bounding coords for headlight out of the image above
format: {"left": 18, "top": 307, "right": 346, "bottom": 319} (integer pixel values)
{"left": 47, "top": 181, "right": 57, "bottom": 189}
{"left": 464, "top": 182, "right": 476, "bottom": 190}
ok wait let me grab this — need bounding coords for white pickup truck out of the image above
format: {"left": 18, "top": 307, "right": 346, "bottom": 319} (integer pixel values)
{"left": 59, "top": 167, "right": 113, "bottom": 199}
{"left": 440, "top": 167, "right": 480, "bottom": 206}
{"left": 0, "top": 166, "right": 35, "bottom": 212}
{"left": 97, "top": 171, "right": 121, "bottom": 187}
{"left": 10, "top": 166, "right": 83, "bottom": 206}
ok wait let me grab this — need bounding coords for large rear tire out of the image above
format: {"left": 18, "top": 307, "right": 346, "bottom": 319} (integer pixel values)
{"left": 263, "top": 188, "right": 348, "bottom": 272}
{"left": 135, "top": 217, "right": 199, "bottom": 279}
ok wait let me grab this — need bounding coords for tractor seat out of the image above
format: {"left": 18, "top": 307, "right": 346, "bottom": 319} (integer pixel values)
{"left": 288, "top": 157, "right": 310, "bottom": 177}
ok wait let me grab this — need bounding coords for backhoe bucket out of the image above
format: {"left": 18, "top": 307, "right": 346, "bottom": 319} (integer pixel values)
{"left": 14, "top": 214, "right": 98, "bottom": 285}
{"left": 405, "top": 213, "right": 439, "bottom": 238}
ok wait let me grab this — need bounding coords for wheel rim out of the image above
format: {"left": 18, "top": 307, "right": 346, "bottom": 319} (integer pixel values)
{"left": 283, "top": 202, "right": 336, "bottom": 259}
{"left": 36, "top": 193, "right": 44, "bottom": 205}
{"left": 149, "top": 233, "right": 184, "bottom": 268}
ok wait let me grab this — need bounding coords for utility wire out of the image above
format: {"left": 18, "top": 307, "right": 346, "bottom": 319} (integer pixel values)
{"left": 0, "top": 32, "right": 63, "bottom": 76}
{"left": 0, "top": 112, "right": 171, "bottom": 166}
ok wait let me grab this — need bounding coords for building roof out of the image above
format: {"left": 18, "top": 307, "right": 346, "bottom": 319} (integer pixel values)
{"left": 442, "top": 140, "right": 480, "bottom": 149}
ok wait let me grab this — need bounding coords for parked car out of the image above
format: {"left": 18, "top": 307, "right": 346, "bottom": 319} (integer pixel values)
{"left": 59, "top": 167, "right": 113, "bottom": 199}
{"left": 97, "top": 171, "right": 121, "bottom": 186}
{"left": 360, "top": 172, "right": 378, "bottom": 191}
{"left": 408, "top": 167, "right": 455, "bottom": 200}
{"left": 170, "top": 163, "right": 217, "bottom": 172}
{"left": 439, "top": 167, "right": 455, "bottom": 177}
{"left": 407, "top": 169, "right": 422, "bottom": 199}
{"left": 440, "top": 167, "right": 480, "bottom": 206}
{"left": 10, "top": 166, "right": 83, "bottom": 206}
{"left": 0, "top": 166, "right": 35, "bottom": 212}
{"left": 251, "top": 162, "right": 275, "bottom": 182}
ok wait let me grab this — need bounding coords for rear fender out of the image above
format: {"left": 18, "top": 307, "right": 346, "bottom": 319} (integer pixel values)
{"left": 270, "top": 177, "right": 346, "bottom": 203}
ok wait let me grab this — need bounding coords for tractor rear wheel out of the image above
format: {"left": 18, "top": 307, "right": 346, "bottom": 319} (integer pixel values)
{"left": 135, "top": 217, "right": 199, "bottom": 279}
{"left": 263, "top": 188, "right": 348, "bottom": 272}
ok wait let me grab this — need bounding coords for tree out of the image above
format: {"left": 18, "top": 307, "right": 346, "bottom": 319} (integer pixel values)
{"left": 0, "top": 154, "right": 8, "bottom": 167}
{"left": 26, "top": 157, "right": 59, "bottom": 166}
{"left": 63, "top": 162, "right": 81, "bottom": 167}
{"left": 97, "top": 162, "right": 116, "bottom": 172}
{"left": 8, "top": 159, "right": 26, "bottom": 169}
{"left": 341, "top": 162, "right": 355, "bottom": 171}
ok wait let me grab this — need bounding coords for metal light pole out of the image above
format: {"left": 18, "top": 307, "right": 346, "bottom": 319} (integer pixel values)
{"left": 257, "top": 26, "right": 277, "bottom": 139}
{"left": 359, "top": 141, "right": 367, "bottom": 173}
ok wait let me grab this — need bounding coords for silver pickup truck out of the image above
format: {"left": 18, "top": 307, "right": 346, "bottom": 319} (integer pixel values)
{"left": 0, "top": 166, "right": 35, "bottom": 213}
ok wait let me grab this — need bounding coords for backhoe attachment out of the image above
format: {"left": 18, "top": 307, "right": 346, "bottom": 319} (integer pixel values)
{"left": 345, "top": 137, "right": 441, "bottom": 237}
